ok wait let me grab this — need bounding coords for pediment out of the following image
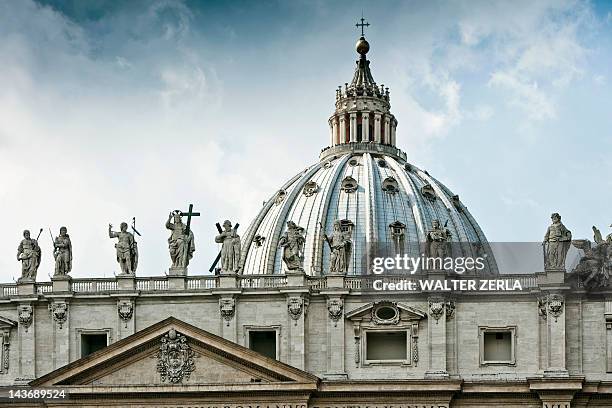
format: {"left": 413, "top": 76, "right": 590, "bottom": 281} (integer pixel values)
{"left": 32, "top": 317, "right": 318, "bottom": 387}
{"left": 346, "top": 301, "right": 427, "bottom": 323}
{"left": 0, "top": 316, "right": 17, "bottom": 330}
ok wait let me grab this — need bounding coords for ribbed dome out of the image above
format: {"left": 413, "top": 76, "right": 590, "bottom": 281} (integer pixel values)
{"left": 240, "top": 145, "right": 498, "bottom": 276}
{"left": 239, "top": 30, "right": 497, "bottom": 276}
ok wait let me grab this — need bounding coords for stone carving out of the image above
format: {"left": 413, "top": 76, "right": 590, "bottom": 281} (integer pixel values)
{"left": 571, "top": 225, "right": 612, "bottom": 289}
{"left": 166, "top": 211, "right": 195, "bottom": 269}
{"left": 287, "top": 297, "right": 307, "bottom": 323}
{"left": 327, "top": 299, "right": 343, "bottom": 326}
{"left": 17, "top": 229, "right": 41, "bottom": 282}
{"left": 18, "top": 305, "right": 33, "bottom": 332}
{"left": 451, "top": 195, "right": 463, "bottom": 213}
{"left": 539, "top": 294, "right": 564, "bottom": 322}
{"left": 428, "top": 298, "right": 453, "bottom": 323}
{"left": 371, "top": 302, "right": 400, "bottom": 325}
{"left": 156, "top": 329, "right": 195, "bottom": 383}
{"left": 421, "top": 183, "right": 436, "bottom": 201}
{"left": 323, "top": 221, "right": 352, "bottom": 275}
{"left": 109, "top": 222, "right": 138, "bottom": 275}
{"left": 303, "top": 181, "right": 319, "bottom": 197}
{"left": 413, "top": 336, "right": 419, "bottom": 364}
{"left": 49, "top": 302, "right": 68, "bottom": 329}
{"left": 426, "top": 220, "right": 451, "bottom": 259}
{"left": 543, "top": 213, "right": 572, "bottom": 270}
{"left": 389, "top": 221, "right": 406, "bottom": 255}
{"left": 2, "top": 331, "right": 9, "bottom": 372}
{"left": 446, "top": 300, "right": 455, "bottom": 320}
{"left": 117, "top": 300, "right": 134, "bottom": 328}
{"left": 253, "top": 234, "right": 266, "bottom": 247}
{"left": 219, "top": 298, "right": 235, "bottom": 326}
{"left": 274, "top": 189, "right": 287, "bottom": 205}
{"left": 279, "top": 221, "right": 305, "bottom": 272}
{"left": 341, "top": 176, "right": 358, "bottom": 193}
{"left": 381, "top": 177, "right": 398, "bottom": 194}
{"left": 52, "top": 227, "right": 72, "bottom": 277}
{"left": 429, "top": 299, "right": 445, "bottom": 322}
{"left": 215, "top": 220, "right": 241, "bottom": 274}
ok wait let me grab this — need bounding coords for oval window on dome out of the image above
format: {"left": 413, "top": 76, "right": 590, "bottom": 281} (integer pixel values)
{"left": 348, "top": 158, "right": 360, "bottom": 167}
{"left": 341, "top": 176, "right": 358, "bottom": 193}
{"left": 303, "top": 181, "right": 319, "bottom": 197}
{"left": 378, "top": 159, "right": 387, "bottom": 167}
{"left": 381, "top": 177, "right": 399, "bottom": 194}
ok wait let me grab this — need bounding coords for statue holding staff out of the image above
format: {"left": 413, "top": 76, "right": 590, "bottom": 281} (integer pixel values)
{"left": 109, "top": 222, "right": 138, "bottom": 275}
{"left": 322, "top": 221, "right": 352, "bottom": 275}
{"left": 17, "top": 229, "right": 42, "bottom": 282}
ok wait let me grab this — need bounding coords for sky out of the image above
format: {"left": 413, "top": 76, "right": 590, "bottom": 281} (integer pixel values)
{"left": 0, "top": 0, "right": 611, "bottom": 281}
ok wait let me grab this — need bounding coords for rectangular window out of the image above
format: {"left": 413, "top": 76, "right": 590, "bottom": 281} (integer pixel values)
{"left": 81, "top": 333, "right": 108, "bottom": 358}
{"left": 366, "top": 331, "right": 407, "bottom": 361}
{"left": 248, "top": 330, "right": 277, "bottom": 360}
{"left": 479, "top": 326, "right": 516, "bottom": 365}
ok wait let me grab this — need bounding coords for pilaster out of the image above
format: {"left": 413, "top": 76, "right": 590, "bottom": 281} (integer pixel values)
{"left": 349, "top": 113, "right": 357, "bottom": 142}
{"left": 362, "top": 112, "right": 370, "bottom": 141}
{"left": 16, "top": 302, "right": 35, "bottom": 383}
{"left": 324, "top": 295, "right": 347, "bottom": 379}
{"left": 374, "top": 113, "right": 381, "bottom": 143}
{"left": 286, "top": 294, "right": 308, "bottom": 370}
{"left": 48, "top": 297, "right": 70, "bottom": 370}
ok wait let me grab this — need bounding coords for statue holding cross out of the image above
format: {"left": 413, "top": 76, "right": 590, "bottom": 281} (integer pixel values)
{"left": 166, "top": 204, "right": 199, "bottom": 272}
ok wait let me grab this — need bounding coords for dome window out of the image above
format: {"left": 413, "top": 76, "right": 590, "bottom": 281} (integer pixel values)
{"left": 381, "top": 177, "right": 399, "bottom": 194}
{"left": 339, "top": 219, "right": 355, "bottom": 234}
{"left": 341, "top": 176, "right": 358, "bottom": 193}
{"left": 389, "top": 221, "right": 406, "bottom": 254}
{"left": 323, "top": 160, "right": 334, "bottom": 169}
{"left": 253, "top": 235, "right": 266, "bottom": 247}
{"left": 452, "top": 195, "right": 463, "bottom": 212}
{"left": 420, "top": 184, "right": 436, "bottom": 201}
{"left": 404, "top": 163, "right": 413, "bottom": 172}
{"left": 303, "top": 181, "right": 319, "bottom": 197}
{"left": 348, "top": 157, "right": 361, "bottom": 167}
{"left": 274, "top": 189, "right": 287, "bottom": 205}
{"left": 372, "top": 302, "right": 400, "bottom": 325}
{"left": 378, "top": 159, "right": 387, "bottom": 167}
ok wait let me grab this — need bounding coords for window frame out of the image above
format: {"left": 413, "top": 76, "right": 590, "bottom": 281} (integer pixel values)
{"left": 479, "top": 325, "right": 517, "bottom": 366}
{"left": 362, "top": 328, "right": 411, "bottom": 366}
{"left": 243, "top": 325, "right": 281, "bottom": 360}
{"left": 76, "top": 328, "right": 112, "bottom": 359}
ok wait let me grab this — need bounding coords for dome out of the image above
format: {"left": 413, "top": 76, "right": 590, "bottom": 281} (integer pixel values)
{"left": 239, "top": 32, "right": 498, "bottom": 276}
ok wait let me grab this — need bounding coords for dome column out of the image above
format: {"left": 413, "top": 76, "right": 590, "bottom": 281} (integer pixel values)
{"left": 339, "top": 115, "right": 347, "bottom": 144}
{"left": 362, "top": 112, "right": 370, "bottom": 141}
{"left": 349, "top": 112, "right": 357, "bottom": 142}
{"left": 332, "top": 117, "right": 339, "bottom": 146}
{"left": 384, "top": 115, "right": 391, "bottom": 145}
{"left": 374, "top": 113, "right": 382, "bottom": 143}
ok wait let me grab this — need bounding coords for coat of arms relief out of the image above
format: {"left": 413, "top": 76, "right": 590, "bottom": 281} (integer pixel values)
{"left": 156, "top": 329, "right": 196, "bottom": 383}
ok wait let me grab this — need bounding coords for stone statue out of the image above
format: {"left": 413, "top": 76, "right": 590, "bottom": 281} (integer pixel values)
{"left": 53, "top": 226, "right": 72, "bottom": 276}
{"left": 279, "top": 221, "right": 305, "bottom": 271}
{"left": 543, "top": 213, "right": 572, "bottom": 270}
{"left": 215, "top": 220, "right": 241, "bottom": 274}
{"left": 17, "top": 229, "right": 41, "bottom": 282}
{"left": 426, "top": 219, "right": 451, "bottom": 258}
{"left": 323, "top": 221, "right": 352, "bottom": 275}
{"left": 109, "top": 222, "right": 138, "bottom": 275}
{"left": 593, "top": 225, "right": 612, "bottom": 244}
{"left": 166, "top": 211, "right": 195, "bottom": 269}
{"left": 571, "top": 224, "right": 612, "bottom": 289}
